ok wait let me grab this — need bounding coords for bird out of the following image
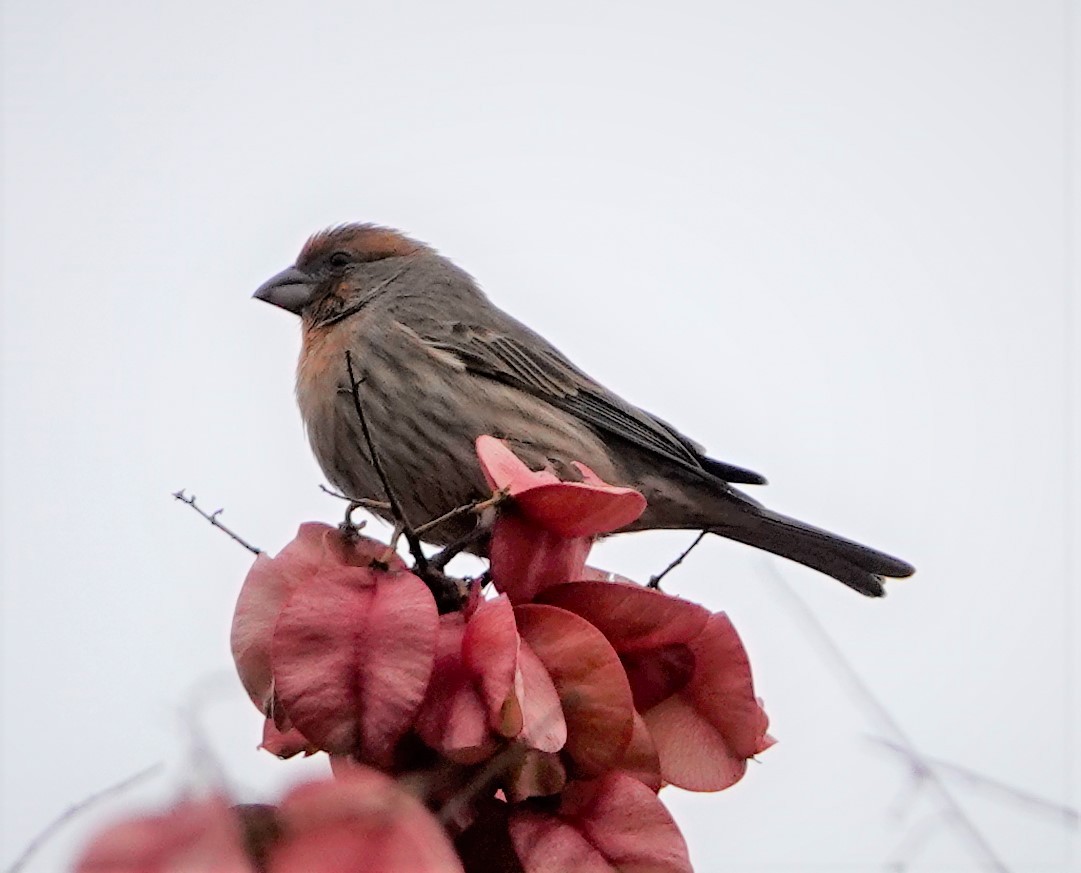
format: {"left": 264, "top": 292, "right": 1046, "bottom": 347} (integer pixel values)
{"left": 254, "top": 223, "right": 914, "bottom": 596}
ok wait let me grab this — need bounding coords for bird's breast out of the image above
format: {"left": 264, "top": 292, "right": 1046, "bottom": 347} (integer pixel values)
{"left": 293, "top": 312, "right": 634, "bottom": 541}
{"left": 295, "top": 319, "right": 369, "bottom": 495}
{"left": 297, "top": 320, "right": 355, "bottom": 418}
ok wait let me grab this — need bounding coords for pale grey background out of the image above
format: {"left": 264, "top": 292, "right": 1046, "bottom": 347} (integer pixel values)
{"left": 2, "top": 1, "right": 1079, "bottom": 870}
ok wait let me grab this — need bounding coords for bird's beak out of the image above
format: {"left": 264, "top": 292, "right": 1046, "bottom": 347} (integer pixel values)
{"left": 253, "top": 266, "right": 316, "bottom": 315}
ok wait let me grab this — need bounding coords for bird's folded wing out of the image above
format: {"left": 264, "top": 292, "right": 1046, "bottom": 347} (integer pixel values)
{"left": 424, "top": 322, "right": 766, "bottom": 486}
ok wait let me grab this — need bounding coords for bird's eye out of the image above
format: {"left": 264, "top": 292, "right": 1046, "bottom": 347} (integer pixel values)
{"left": 328, "top": 251, "right": 351, "bottom": 268}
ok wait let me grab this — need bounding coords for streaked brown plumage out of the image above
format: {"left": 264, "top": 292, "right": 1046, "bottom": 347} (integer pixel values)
{"left": 255, "top": 223, "right": 914, "bottom": 596}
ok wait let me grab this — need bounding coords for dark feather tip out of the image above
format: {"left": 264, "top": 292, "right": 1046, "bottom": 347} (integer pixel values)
{"left": 701, "top": 457, "right": 768, "bottom": 486}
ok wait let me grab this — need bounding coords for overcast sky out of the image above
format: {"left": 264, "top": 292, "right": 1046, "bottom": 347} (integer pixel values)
{"left": 3, "top": 1, "right": 1079, "bottom": 870}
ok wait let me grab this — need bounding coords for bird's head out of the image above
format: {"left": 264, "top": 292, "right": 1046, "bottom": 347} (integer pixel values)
{"left": 254, "top": 223, "right": 426, "bottom": 317}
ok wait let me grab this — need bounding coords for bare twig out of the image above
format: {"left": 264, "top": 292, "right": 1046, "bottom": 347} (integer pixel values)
{"left": 172, "top": 491, "right": 261, "bottom": 555}
{"left": 760, "top": 560, "right": 1009, "bottom": 873}
{"left": 436, "top": 694, "right": 573, "bottom": 832}
{"left": 429, "top": 525, "right": 493, "bottom": 573}
{"left": 342, "top": 350, "right": 428, "bottom": 576}
{"left": 433, "top": 696, "right": 570, "bottom": 831}
{"left": 868, "top": 735, "right": 1080, "bottom": 828}
{"left": 883, "top": 812, "right": 943, "bottom": 872}
{"left": 320, "top": 479, "right": 389, "bottom": 532}
{"left": 648, "top": 531, "right": 707, "bottom": 588}
{"left": 5, "top": 764, "right": 162, "bottom": 873}
{"left": 414, "top": 490, "right": 507, "bottom": 537}
{"left": 436, "top": 742, "right": 529, "bottom": 829}
{"left": 318, "top": 484, "right": 391, "bottom": 514}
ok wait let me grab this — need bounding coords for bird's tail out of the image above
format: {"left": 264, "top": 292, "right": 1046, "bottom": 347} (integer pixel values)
{"left": 709, "top": 509, "right": 915, "bottom": 597}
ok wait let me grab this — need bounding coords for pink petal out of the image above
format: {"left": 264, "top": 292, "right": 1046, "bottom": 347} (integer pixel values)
{"left": 570, "top": 462, "right": 615, "bottom": 489}
{"left": 271, "top": 566, "right": 438, "bottom": 765}
{"left": 475, "top": 435, "right": 561, "bottom": 493}
{"left": 461, "top": 595, "right": 520, "bottom": 735}
{"left": 512, "top": 483, "right": 646, "bottom": 538}
{"left": 508, "top": 774, "right": 691, "bottom": 873}
{"left": 261, "top": 718, "right": 317, "bottom": 759}
{"left": 231, "top": 552, "right": 290, "bottom": 712}
{"left": 618, "top": 712, "right": 662, "bottom": 792}
{"left": 560, "top": 773, "right": 692, "bottom": 872}
{"left": 476, "top": 436, "right": 646, "bottom": 537}
{"left": 231, "top": 525, "right": 399, "bottom": 712}
{"left": 516, "top": 641, "right": 567, "bottom": 753}
{"left": 422, "top": 687, "right": 494, "bottom": 764}
{"left": 514, "top": 605, "right": 633, "bottom": 776}
{"left": 415, "top": 615, "right": 496, "bottom": 763}
{"left": 682, "top": 613, "right": 769, "bottom": 758}
{"left": 231, "top": 526, "right": 329, "bottom": 710}
{"left": 489, "top": 515, "right": 591, "bottom": 605}
{"left": 323, "top": 529, "right": 408, "bottom": 572}
{"left": 640, "top": 613, "right": 771, "bottom": 791}
{"left": 640, "top": 693, "right": 748, "bottom": 791}
{"left": 280, "top": 522, "right": 338, "bottom": 571}
{"left": 270, "top": 772, "right": 464, "bottom": 873}
{"left": 620, "top": 644, "right": 696, "bottom": 712}
{"left": 75, "top": 796, "right": 254, "bottom": 873}
{"left": 538, "top": 582, "right": 710, "bottom": 711}
{"left": 537, "top": 581, "right": 709, "bottom": 652}
{"left": 509, "top": 811, "right": 613, "bottom": 873}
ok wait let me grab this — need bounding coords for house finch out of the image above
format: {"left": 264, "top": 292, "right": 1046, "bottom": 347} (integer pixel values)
{"left": 255, "top": 223, "right": 914, "bottom": 596}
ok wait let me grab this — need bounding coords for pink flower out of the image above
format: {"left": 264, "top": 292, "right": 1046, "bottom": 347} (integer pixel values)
{"left": 475, "top": 436, "right": 645, "bottom": 604}
{"left": 513, "top": 604, "right": 635, "bottom": 779}
{"left": 269, "top": 770, "right": 464, "bottom": 873}
{"left": 230, "top": 524, "right": 438, "bottom": 767}
{"left": 463, "top": 773, "right": 693, "bottom": 873}
{"left": 75, "top": 771, "right": 465, "bottom": 873}
{"left": 75, "top": 796, "right": 254, "bottom": 873}
{"left": 539, "top": 580, "right": 773, "bottom": 790}
{"left": 413, "top": 596, "right": 566, "bottom": 765}
{"left": 218, "top": 434, "right": 776, "bottom": 872}
{"left": 638, "top": 613, "right": 775, "bottom": 791}
{"left": 230, "top": 523, "right": 407, "bottom": 713}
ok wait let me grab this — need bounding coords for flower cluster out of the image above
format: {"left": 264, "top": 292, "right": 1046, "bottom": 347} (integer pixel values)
{"left": 75, "top": 771, "right": 468, "bottom": 873}
{"left": 75, "top": 437, "right": 772, "bottom": 872}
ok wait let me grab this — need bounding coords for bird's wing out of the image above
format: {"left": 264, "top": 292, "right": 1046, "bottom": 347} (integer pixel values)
{"left": 423, "top": 319, "right": 767, "bottom": 485}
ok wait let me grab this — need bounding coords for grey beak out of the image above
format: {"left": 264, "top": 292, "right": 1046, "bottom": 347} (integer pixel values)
{"left": 253, "top": 266, "right": 316, "bottom": 315}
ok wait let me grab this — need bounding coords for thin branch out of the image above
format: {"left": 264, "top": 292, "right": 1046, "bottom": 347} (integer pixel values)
{"left": 318, "top": 484, "right": 391, "bottom": 514}
{"left": 5, "top": 764, "right": 162, "bottom": 873}
{"left": 435, "top": 701, "right": 568, "bottom": 831}
{"left": 868, "top": 735, "right": 1080, "bottom": 828}
{"left": 436, "top": 742, "right": 528, "bottom": 829}
{"left": 884, "top": 768, "right": 928, "bottom": 821}
{"left": 342, "top": 351, "right": 428, "bottom": 575}
{"left": 648, "top": 531, "right": 707, "bottom": 588}
{"left": 319, "top": 485, "right": 388, "bottom": 533}
{"left": 172, "top": 491, "right": 261, "bottom": 554}
{"left": 414, "top": 490, "right": 507, "bottom": 537}
{"left": 760, "top": 560, "right": 1009, "bottom": 873}
{"left": 428, "top": 525, "right": 492, "bottom": 573}
{"left": 883, "top": 811, "right": 944, "bottom": 872}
